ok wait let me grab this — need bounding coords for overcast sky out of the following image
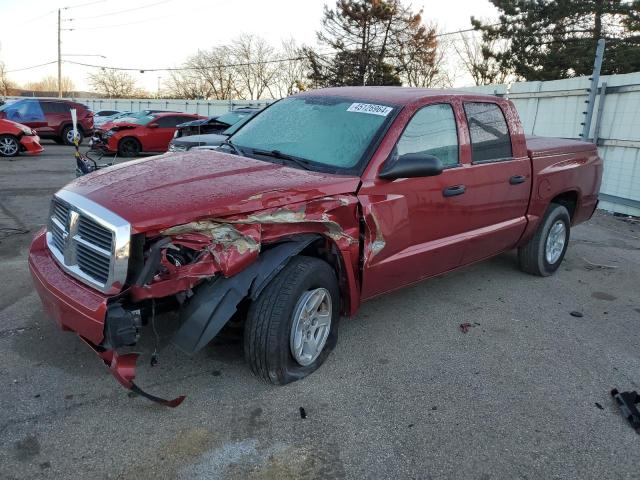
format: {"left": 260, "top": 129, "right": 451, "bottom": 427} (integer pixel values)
{"left": 1, "top": 0, "right": 499, "bottom": 93}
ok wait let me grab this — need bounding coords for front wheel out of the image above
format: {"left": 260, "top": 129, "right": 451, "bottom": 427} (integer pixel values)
{"left": 518, "top": 203, "right": 571, "bottom": 276}
{"left": 117, "top": 137, "right": 141, "bottom": 157}
{"left": 244, "top": 256, "right": 340, "bottom": 385}
{"left": 0, "top": 135, "right": 20, "bottom": 157}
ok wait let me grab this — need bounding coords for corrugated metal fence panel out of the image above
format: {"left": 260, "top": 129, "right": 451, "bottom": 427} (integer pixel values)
{"left": 2, "top": 96, "right": 273, "bottom": 117}
{"left": 464, "top": 72, "right": 640, "bottom": 216}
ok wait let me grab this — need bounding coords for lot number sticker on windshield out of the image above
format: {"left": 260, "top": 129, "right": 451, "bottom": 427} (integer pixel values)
{"left": 347, "top": 103, "right": 393, "bottom": 116}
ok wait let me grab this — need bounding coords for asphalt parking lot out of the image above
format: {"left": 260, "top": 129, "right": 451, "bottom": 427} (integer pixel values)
{"left": 1, "top": 143, "right": 639, "bottom": 480}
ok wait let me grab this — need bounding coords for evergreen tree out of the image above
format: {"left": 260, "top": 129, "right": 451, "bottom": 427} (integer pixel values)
{"left": 472, "top": 0, "right": 640, "bottom": 81}
{"left": 305, "top": 0, "right": 438, "bottom": 87}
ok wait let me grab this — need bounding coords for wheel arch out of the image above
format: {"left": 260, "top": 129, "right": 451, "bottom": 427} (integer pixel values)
{"left": 549, "top": 190, "right": 579, "bottom": 222}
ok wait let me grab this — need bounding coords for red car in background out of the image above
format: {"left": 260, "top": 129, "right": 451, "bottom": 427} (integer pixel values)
{"left": 0, "top": 118, "right": 44, "bottom": 157}
{"left": 0, "top": 99, "right": 93, "bottom": 145}
{"left": 91, "top": 112, "right": 204, "bottom": 157}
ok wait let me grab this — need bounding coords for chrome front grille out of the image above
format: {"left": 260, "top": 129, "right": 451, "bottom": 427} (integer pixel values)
{"left": 46, "top": 190, "right": 131, "bottom": 294}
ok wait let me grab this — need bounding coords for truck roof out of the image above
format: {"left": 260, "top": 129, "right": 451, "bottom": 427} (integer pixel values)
{"left": 299, "top": 86, "right": 495, "bottom": 106}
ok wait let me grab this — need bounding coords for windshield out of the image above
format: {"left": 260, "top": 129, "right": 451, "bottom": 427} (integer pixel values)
{"left": 215, "top": 111, "right": 252, "bottom": 126}
{"left": 222, "top": 113, "right": 255, "bottom": 135}
{"left": 229, "top": 96, "right": 395, "bottom": 173}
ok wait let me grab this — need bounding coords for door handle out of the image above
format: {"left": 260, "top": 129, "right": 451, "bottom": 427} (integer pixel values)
{"left": 442, "top": 185, "right": 466, "bottom": 197}
{"left": 509, "top": 175, "right": 526, "bottom": 185}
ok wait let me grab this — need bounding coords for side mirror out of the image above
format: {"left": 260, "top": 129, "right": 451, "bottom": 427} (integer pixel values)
{"left": 147, "top": 123, "right": 159, "bottom": 129}
{"left": 379, "top": 152, "right": 444, "bottom": 180}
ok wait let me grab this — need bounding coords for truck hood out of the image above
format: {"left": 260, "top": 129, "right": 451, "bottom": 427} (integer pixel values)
{"left": 64, "top": 150, "right": 361, "bottom": 232}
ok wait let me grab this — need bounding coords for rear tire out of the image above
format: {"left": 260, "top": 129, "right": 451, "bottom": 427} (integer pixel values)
{"left": 244, "top": 256, "right": 340, "bottom": 385}
{"left": 518, "top": 203, "right": 571, "bottom": 276}
{"left": 117, "top": 137, "right": 141, "bottom": 157}
{"left": 0, "top": 135, "right": 19, "bottom": 157}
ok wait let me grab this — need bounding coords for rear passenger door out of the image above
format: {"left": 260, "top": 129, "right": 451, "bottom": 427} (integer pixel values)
{"left": 457, "top": 101, "right": 531, "bottom": 264}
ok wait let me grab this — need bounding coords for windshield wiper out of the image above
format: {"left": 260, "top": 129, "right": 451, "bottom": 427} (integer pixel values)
{"left": 250, "top": 148, "right": 312, "bottom": 171}
{"left": 220, "top": 139, "right": 245, "bottom": 156}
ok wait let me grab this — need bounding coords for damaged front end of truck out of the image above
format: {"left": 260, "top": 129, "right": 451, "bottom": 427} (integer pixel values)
{"left": 29, "top": 190, "right": 362, "bottom": 406}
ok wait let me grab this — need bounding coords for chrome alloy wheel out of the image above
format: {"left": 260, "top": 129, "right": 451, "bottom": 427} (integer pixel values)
{"left": 290, "top": 288, "right": 332, "bottom": 366}
{"left": 66, "top": 128, "right": 78, "bottom": 144}
{"left": 0, "top": 137, "right": 19, "bottom": 156}
{"left": 545, "top": 220, "right": 566, "bottom": 264}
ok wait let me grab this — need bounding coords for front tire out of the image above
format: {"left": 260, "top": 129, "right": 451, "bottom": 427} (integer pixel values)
{"left": 0, "top": 135, "right": 19, "bottom": 157}
{"left": 518, "top": 203, "right": 571, "bottom": 276}
{"left": 244, "top": 256, "right": 340, "bottom": 385}
{"left": 118, "top": 137, "right": 141, "bottom": 157}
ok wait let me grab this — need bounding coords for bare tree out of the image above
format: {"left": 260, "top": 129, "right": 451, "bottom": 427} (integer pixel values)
{"left": 87, "top": 69, "right": 136, "bottom": 97}
{"left": 453, "top": 32, "right": 511, "bottom": 86}
{"left": 229, "top": 34, "right": 278, "bottom": 100}
{"left": 165, "top": 47, "right": 239, "bottom": 100}
{"left": 271, "top": 38, "right": 308, "bottom": 98}
{"left": 395, "top": 21, "right": 452, "bottom": 88}
{"left": 165, "top": 67, "right": 215, "bottom": 100}
{"left": 25, "top": 75, "right": 75, "bottom": 93}
{"left": 0, "top": 61, "right": 15, "bottom": 96}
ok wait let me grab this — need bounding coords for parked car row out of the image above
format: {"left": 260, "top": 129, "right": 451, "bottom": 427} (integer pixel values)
{"left": 0, "top": 97, "right": 260, "bottom": 159}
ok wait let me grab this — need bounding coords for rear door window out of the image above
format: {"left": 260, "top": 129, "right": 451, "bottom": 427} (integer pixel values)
{"left": 396, "top": 103, "right": 459, "bottom": 167}
{"left": 463, "top": 102, "right": 512, "bottom": 162}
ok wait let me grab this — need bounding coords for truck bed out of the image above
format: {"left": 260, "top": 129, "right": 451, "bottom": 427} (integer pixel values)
{"left": 526, "top": 135, "right": 597, "bottom": 158}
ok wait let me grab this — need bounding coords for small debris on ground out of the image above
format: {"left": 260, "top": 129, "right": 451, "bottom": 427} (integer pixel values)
{"left": 299, "top": 407, "right": 307, "bottom": 419}
{"left": 611, "top": 389, "right": 640, "bottom": 433}
{"left": 459, "top": 323, "right": 473, "bottom": 333}
{"left": 570, "top": 311, "right": 584, "bottom": 318}
{"left": 595, "top": 402, "right": 604, "bottom": 410}
{"left": 581, "top": 257, "right": 619, "bottom": 270}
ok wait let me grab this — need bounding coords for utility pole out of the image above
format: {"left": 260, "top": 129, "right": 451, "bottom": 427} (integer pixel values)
{"left": 57, "top": 8, "right": 62, "bottom": 98}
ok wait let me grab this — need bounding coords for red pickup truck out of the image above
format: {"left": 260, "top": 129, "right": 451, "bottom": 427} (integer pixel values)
{"left": 29, "top": 87, "right": 602, "bottom": 405}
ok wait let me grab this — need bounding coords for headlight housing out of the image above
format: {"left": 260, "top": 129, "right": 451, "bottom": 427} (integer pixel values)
{"left": 19, "top": 125, "right": 33, "bottom": 135}
{"left": 104, "top": 129, "right": 116, "bottom": 138}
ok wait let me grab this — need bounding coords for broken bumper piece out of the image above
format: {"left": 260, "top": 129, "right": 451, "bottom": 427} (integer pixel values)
{"left": 83, "top": 339, "right": 186, "bottom": 408}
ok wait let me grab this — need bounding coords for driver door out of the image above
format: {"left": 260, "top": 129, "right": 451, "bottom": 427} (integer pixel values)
{"left": 359, "top": 102, "right": 473, "bottom": 299}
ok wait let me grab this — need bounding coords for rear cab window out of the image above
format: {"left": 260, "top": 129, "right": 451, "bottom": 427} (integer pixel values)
{"left": 395, "top": 103, "right": 459, "bottom": 167}
{"left": 463, "top": 102, "right": 512, "bottom": 163}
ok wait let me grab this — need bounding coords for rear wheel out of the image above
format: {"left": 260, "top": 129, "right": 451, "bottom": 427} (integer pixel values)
{"left": 61, "top": 125, "right": 83, "bottom": 145}
{"left": 244, "top": 256, "right": 340, "bottom": 385}
{"left": 118, "top": 137, "right": 141, "bottom": 157}
{"left": 0, "top": 135, "right": 19, "bottom": 157}
{"left": 518, "top": 203, "right": 571, "bottom": 276}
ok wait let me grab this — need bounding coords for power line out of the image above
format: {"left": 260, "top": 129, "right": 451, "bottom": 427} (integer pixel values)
{"left": 66, "top": 13, "right": 175, "bottom": 30}
{"left": 6, "top": 61, "right": 58, "bottom": 73}
{"left": 21, "top": 10, "right": 56, "bottom": 25}
{"left": 69, "top": 0, "right": 174, "bottom": 20}
{"left": 63, "top": 0, "right": 108, "bottom": 9}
